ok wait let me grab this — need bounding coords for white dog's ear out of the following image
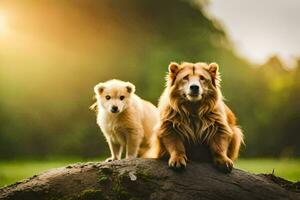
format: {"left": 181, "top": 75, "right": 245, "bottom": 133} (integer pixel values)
{"left": 94, "top": 83, "right": 105, "bottom": 95}
{"left": 168, "top": 62, "right": 179, "bottom": 74}
{"left": 208, "top": 63, "right": 220, "bottom": 86}
{"left": 125, "top": 82, "right": 135, "bottom": 94}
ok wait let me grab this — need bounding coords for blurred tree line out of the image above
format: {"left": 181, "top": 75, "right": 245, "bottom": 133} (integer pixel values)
{"left": 0, "top": 0, "right": 299, "bottom": 159}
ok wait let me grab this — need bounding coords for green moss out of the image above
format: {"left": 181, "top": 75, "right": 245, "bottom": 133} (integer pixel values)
{"left": 100, "top": 167, "right": 113, "bottom": 175}
{"left": 129, "top": 197, "right": 141, "bottom": 200}
{"left": 98, "top": 167, "right": 112, "bottom": 184}
{"left": 129, "top": 198, "right": 141, "bottom": 200}
{"left": 98, "top": 173, "right": 109, "bottom": 183}
{"left": 135, "top": 168, "right": 155, "bottom": 181}
{"left": 77, "top": 189, "right": 104, "bottom": 200}
{"left": 54, "top": 189, "right": 104, "bottom": 200}
{"left": 97, "top": 167, "right": 156, "bottom": 200}
{"left": 111, "top": 179, "right": 132, "bottom": 200}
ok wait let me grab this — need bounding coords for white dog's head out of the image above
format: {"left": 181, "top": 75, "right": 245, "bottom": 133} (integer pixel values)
{"left": 93, "top": 79, "right": 135, "bottom": 114}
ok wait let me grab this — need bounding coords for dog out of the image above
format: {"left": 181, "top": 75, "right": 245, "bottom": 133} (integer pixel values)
{"left": 155, "top": 62, "right": 244, "bottom": 173}
{"left": 90, "top": 79, "right": 159, "bottom": 161}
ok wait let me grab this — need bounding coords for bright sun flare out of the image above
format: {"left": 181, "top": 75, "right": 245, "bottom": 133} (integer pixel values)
{"left": 0, "top": 12, "right": 8, "bottom": 34}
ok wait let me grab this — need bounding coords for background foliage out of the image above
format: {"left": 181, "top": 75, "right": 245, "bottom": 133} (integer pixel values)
{"left": 0, "top": 0, "right": 299, "bottom": 160}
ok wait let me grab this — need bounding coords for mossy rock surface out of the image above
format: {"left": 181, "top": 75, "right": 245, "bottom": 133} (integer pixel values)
{"left": 0, "top": 159, "right": 299, "bottom": 200}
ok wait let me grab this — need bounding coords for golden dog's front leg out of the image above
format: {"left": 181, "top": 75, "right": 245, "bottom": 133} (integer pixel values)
{"left": 209, "top": 126, "right": 233, "bottom": 173}
{"left": 161, "top": 133, "right": 187, "bottom": 169}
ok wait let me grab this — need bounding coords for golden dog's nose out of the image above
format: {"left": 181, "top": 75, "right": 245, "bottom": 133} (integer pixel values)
{"left": 190, "top": 85, "right": 199, "bottom": 92}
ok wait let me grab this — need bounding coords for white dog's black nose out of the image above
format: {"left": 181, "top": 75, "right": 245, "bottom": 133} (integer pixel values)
{"left": 190, "top": 85, "right": 199, "bottom": 93}
{"left": 111, "top": 106, "right": 119, "bottom": 113}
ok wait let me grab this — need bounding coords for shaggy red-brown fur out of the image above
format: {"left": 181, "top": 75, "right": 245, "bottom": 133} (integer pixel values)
{"left": 155, "top": 62, "right": 244, "bottom": 173}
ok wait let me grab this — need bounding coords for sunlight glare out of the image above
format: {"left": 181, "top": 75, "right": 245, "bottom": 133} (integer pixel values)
{"left": 0, "top": 12, "right": 8, "bottom": 35}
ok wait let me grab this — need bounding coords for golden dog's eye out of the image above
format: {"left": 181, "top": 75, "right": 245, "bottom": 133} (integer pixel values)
{"left": 120, "top": 96, "right": 125, "bottom": 100}
{"left": 200, "top": 75, "right": 205, "bottom": 81}
{"left": 183, "top": 75, "right": 189, "bottom": 80}
{"left": 105, "top": 95, "right": 111, "bottom": 100}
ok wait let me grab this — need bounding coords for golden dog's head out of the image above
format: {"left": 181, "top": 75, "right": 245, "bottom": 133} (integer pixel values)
{"left": 167, "top": 62, "right": 220, "bottom": 103}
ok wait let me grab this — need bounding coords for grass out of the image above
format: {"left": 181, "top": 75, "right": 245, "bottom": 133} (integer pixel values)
{"left": 236, "top": 158, "right": 300, "bottom": 182}
{"left": 0, "top": 158, "right": 100, "bottom": 188}
{"left": 0, "top": 158, "right": 299, "bottom": 188}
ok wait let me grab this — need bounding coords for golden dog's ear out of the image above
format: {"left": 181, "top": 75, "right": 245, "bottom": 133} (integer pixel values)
{"left": 208, "top": 63, "right": 221, "bottom": 87}
{"left": 94, "top": 83, "right": 105, "bottom": 95}
{"left": 168, "top": 62, "right": 179, "bottom": 74}
{"left": 168, "top": 62, "right": 180, "bottom": 85}
{"left": 208, "top": 63, "right": 218, "bottom": 76}
{"left": 125, "top": 82, "right": 136, "bottom": 94}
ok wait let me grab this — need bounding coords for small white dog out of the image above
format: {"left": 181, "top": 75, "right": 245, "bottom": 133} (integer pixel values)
{"left": 90, "top": 79, "right": 159, "bottom": 162}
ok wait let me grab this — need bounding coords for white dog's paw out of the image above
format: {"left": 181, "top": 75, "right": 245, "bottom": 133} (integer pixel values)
{"left": 105, "top": 157, "right": 117, "bottom": 162}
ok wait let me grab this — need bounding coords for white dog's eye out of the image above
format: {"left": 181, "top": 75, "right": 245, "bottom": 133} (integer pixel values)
{"left": 200, "top": 75, "right": 205, "bottom": 81}
{"left": 120, "top": 96, "right": 125, "bottom": 100}
{"left": 183, "top": 75, "right": 189, "bottom": 81}
{"left": 105, "top": 95, "right": 111, "bottom": 100}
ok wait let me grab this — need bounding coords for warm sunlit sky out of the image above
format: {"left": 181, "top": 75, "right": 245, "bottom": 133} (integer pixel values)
{"left": 0, "top": 1, "right": 299, "bottom": 66}
{"left": 208, "top": 0, "right": 300, "bottom": 66}
{"left": 0, "top": 11, "right": 8, "bottom": 34}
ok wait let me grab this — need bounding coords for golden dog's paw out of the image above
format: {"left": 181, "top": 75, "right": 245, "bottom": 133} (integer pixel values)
{"left": 214, "top": 157, "right": 233, "bottom": 173}
{"left": 105, "top": 157, "right": 117, "bottom": 162}
{"left": 168, "top": 154, "right": 187, "bottom": 169}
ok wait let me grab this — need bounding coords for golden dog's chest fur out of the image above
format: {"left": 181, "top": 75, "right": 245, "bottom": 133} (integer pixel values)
{"left": 176, "top": 111, "right": 217, "bottom": 143}
{"left": 155, "top": 62, "right": 244, "bottom": 172}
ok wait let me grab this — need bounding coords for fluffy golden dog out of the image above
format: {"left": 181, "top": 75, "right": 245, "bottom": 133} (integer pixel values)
{"left": 155, "top": 62, "right": 244, "bottom": 172}
{"left": 91, "top": 79, "right": 159, "bottom": 161}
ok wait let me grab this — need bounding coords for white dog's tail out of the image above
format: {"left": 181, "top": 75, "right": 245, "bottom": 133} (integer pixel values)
{"left": 142, "top": 133, "right": 160, "bottom": 159}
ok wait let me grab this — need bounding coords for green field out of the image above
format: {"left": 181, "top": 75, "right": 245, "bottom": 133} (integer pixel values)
{"left": 236, "top": 159, "right": 300, "bottom": 182}
{"left": 0, "top": 158, "right": 299, "bottom": 188}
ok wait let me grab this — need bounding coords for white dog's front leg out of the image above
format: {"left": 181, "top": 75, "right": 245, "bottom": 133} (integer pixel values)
{"left": 125, "top": 130, "right": 143, "bottom": 159}
{"left": 106, "top": 139, "right": 122, "bottom": 162}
